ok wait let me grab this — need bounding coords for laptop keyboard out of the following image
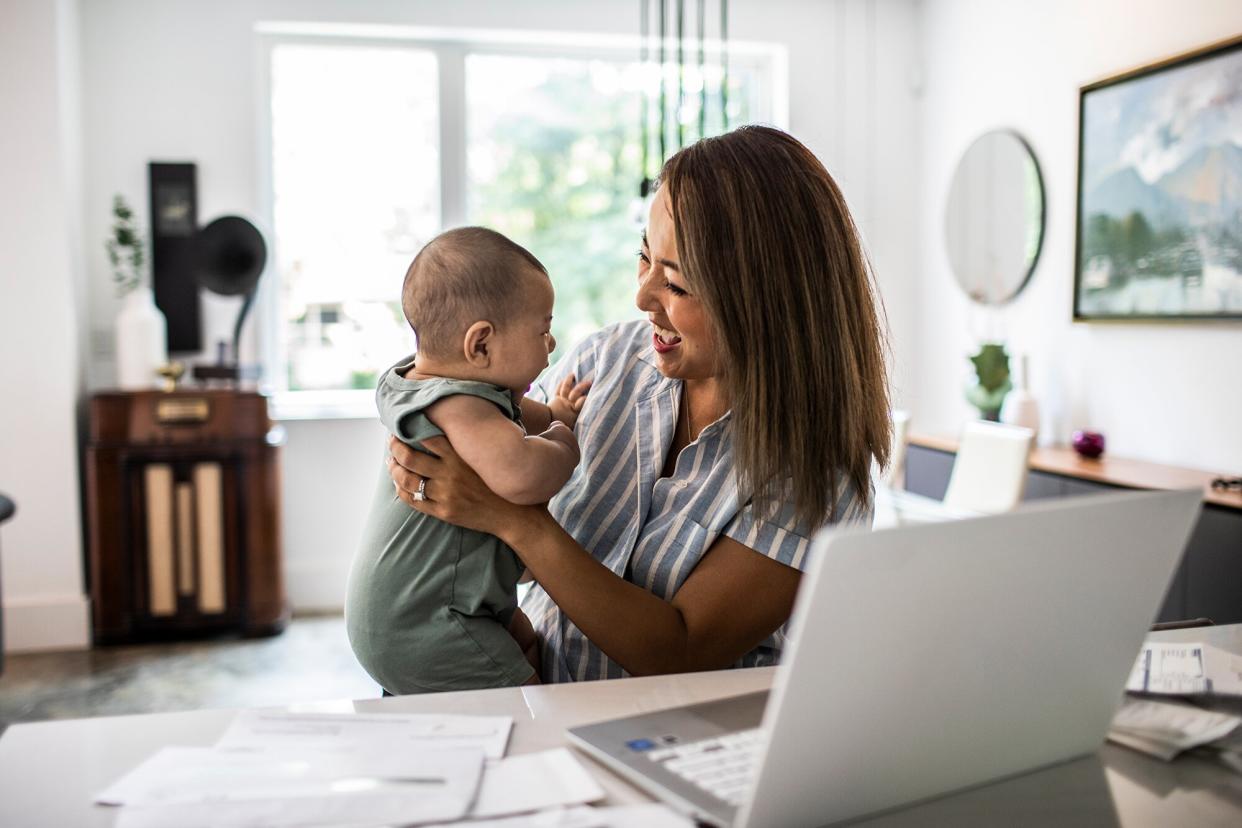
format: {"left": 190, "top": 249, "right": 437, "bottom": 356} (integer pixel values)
{"left": 645, "top": 728, "right": 765, "bottom": 806}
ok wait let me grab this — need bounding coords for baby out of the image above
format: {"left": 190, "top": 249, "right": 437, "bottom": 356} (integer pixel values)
{"left": 346, "top": 227, "right": 585, "bottom": 694}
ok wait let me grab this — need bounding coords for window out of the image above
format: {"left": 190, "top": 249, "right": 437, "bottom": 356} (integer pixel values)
{"left": 268, "top": 44, "right": 439, "bottom": 398}
{"left": 261, "top": 28, "right": 782, "bottom": 417}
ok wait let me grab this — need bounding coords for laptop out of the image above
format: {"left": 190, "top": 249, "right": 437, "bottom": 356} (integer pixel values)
{"left": 567, "top": 489, "right": 1202, "bottom": 827}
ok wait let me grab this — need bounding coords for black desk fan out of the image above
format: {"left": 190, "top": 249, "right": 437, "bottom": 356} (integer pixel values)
{"left": 191, "top": 216, "right": 268, "bottom": 384}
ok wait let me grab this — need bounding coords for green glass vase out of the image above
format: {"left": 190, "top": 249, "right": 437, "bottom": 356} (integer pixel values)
{"left": 965, "top": 343, "right": 1012, "bottom": 421}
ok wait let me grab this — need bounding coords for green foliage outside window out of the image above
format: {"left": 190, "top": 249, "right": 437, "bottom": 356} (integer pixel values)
{"left": 469, "top": 62, "right": 647, "bottom": 357}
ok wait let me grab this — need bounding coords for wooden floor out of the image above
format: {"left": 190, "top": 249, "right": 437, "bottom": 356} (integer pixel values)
{"left": 0, "top": 614, "right": 380, "bottom": 733}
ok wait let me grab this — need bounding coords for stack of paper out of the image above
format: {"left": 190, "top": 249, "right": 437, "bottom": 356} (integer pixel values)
{"left": 100, "top": 743, "right": 485, "bottom": 827}
{"left": 425, "top": 804, "right": 694, "bottom": 827}
{"left": 95, "top": 710, "right": 696, "bottom": 826}
{"left": 217, "top": 711, "right": 515, "bottom": 759}
{"left": 1107, "top": 698, "right": 1242, "bottom": 761}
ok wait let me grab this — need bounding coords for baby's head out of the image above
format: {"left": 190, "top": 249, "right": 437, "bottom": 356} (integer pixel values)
{"left": 402, "top": 227, "right": 556, "bottom": 393}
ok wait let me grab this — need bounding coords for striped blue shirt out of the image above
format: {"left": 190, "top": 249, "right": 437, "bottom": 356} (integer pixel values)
{"left": 522, "top": 320, "right": 872, "bottom": 682}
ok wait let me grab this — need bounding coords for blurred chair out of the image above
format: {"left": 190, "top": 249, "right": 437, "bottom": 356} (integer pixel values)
{"left": 880, "top": 409, "right": 911, "bottom": 489}
{"left": 0, "top": 492, "right": 13, "bottom": 675}
{"left": 942, "top": 421, "right": 1034, "bottom": 514}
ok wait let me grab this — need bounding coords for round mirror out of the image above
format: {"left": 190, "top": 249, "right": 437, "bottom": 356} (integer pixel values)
{"left": 944, "top": 130, "right": 1045, "bottom": 304}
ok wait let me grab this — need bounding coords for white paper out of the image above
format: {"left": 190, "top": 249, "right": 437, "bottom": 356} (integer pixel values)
{"left": 1213, "top": 651, "right": 1242, "bottom": 695}
{"left": 426, "top": 804, "right": 694, "bottom": 828}
{"left": 1107, "top": 699, "right": 1242, "bottom": 761}
{"left": 425, "top": 804, "right": 607, "bottom": 828}
{"left": 1126, "top": 642, "right": 1212, "bottom": 694}
{"left": 97, "top": 744, "right": 483, "bottom": 827}
{"left": 115, "top": 792, "right": 464, "bottom": 828}
{"left": 467, "top": 749, "right": 606, "bottom": 819}
{"left": 1106, "top": 727, "right": 1184, "bottom": 762}
{"left": 586, "top": 804, "right": 696, "bottom": 827}
{"left": 217, "top": 710, "right": 513, "bottom": 760}
{"left": 1112, "top": 699, "right": 1241, "bottom": 742}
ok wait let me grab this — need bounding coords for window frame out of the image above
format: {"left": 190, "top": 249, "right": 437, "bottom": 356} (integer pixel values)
{"left": 255, "top": 24, "right": 787, "bottom": 420}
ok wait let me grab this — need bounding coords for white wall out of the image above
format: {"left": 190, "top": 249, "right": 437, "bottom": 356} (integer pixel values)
{"left": 70, "top": 0, "right": 921, "bottom": 614}
{"left": 915, "top": 0, "right": 1242, "bottom": 472}
{"left": 0, "top": 0, "right": 91, "bottom": 651}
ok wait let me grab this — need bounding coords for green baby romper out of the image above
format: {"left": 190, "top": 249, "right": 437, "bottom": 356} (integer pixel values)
{"left": 345, "top": 356, "right": 535, "bottom": 694}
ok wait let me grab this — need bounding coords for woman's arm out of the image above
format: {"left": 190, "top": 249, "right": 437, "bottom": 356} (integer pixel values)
{"left": 388, "top": 436, "right": 801, "bottom": 676}
{"left": 507, "top": 509, "right": 801, "bottom": 674}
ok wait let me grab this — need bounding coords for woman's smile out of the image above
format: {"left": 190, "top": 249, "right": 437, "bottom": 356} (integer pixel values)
{"left": 651, "top": 322, "right": 682, "bottom": 352}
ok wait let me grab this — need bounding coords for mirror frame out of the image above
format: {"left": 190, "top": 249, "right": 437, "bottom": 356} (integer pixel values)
{"left": 944, "top": 129, "right": 1047, "bottom": 305}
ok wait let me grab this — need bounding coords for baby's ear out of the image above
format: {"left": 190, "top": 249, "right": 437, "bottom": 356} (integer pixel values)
{"left": 463, "top": 320, "right": 494, "bottom": 367}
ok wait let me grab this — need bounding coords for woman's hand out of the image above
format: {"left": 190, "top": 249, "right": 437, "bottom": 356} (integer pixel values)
{"left": 387, "top": 435, "right": 542, "bottom": 537}
{"left": 507, "top": 608, "right": 542, "bottom": 680}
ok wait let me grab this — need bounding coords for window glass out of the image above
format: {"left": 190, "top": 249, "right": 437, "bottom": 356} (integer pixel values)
{"left": 271, "top": 44, "right": 438, "bottom": 391}
{"left": 268, "top": 37, "right": 769, "bottom": 397}
{"left": 467, "top": 54, "right": 759, "bottom": 356}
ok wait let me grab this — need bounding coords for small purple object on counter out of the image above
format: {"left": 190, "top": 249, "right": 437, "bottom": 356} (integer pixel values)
{"left": 1072, "top": 430, "right": 1106, "bottom": 459}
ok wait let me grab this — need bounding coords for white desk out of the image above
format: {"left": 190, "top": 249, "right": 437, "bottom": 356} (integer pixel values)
{"left": 3, "top": 628, "right": 1242, "bottom": 826}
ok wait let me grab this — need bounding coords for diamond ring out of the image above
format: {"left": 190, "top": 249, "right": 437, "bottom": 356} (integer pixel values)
{"left": 412, "top": 476, "right": 428, "bottom": 502}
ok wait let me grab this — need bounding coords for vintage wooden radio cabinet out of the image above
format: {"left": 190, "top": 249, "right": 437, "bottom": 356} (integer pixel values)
{"left": 85, "top": 390, "right": 288, "bottom": 643}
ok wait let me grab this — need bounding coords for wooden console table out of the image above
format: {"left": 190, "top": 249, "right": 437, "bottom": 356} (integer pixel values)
{"left": 909, "top": 433, "right": 1242, "bottom": 511}
{"left": 904, "top": 433, "right": 1242, "bottom": 624}
{"left": 85, "top": 390, "right": 289, "bottom": 644}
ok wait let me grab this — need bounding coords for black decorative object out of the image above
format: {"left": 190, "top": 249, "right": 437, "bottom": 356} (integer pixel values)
{"left": 0, "top": 492, "right": 13, "bottom": 675}
{"left": 697, "top": 0, "right": 706, "bottom": 139}
{"left": 148, "top": 163, "right": 202, "bottom": 353}
{"left": 638, "top": 0, "right": 729, "bottom": 198}
{"left": 192, "top": 215, "right": 268, "bottom": 384}
{"left": 658, "top": 0, "right": 667, "bottom": 168}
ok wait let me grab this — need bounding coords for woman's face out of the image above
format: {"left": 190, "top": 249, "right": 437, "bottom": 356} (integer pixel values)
{"left": 635, "top": 187, "right": 722, "bottom": 382}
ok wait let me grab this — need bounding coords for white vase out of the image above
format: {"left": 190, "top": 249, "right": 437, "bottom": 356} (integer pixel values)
{"left": 115, "top": 286, "right": 168, "bottom": 390}
{"left": 1001, "top": 353, "right": 1040, "bottom": 440}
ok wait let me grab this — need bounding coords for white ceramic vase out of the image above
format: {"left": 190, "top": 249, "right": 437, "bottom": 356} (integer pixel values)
{"left": 115, "top": 286, "right": 168, "bottom": 389}
{"left": 1000, "top": 353, "right": 1040, "bottom": 439}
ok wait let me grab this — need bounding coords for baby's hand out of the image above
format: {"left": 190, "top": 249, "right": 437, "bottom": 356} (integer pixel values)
{"left": 548, "top": 374, "right": 591, "bottom": 430}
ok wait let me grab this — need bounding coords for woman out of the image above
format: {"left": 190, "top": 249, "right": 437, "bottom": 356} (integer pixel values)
{"left": 387, "top": 125, "right": 890, "bottom": 682}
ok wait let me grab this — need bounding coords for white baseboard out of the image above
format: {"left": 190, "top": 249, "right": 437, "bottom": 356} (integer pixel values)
{"left": 284, "top": 559, "right": 348, "bottom": 613}
{"left": 2, "top": 568, "right": 347, "bottom": 650}
{"left": 3, "top": 592, "right": 91, "bottom": 653}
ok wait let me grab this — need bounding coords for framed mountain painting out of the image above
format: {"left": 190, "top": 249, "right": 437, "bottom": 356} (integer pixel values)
{"left": 1074, "top": 35, "right": 1242, "bottom": 320}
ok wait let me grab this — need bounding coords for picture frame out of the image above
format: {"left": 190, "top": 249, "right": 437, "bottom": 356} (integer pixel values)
{"left": 1073, "top": 34, "right": 1242, "bottom": 321}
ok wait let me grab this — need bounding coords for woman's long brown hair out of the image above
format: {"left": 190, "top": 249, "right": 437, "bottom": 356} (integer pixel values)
{"left": 660, "top": 125, "right": 890, "bottom": 527}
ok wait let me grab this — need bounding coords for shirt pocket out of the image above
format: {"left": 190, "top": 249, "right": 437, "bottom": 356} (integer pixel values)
{"left": 630, "top": 514, "right": 714, "bottom": 600}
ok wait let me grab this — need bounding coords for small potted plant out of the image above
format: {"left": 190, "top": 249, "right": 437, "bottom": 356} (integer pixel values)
{"left": 965, "top": 343, "right": 1012, "bottom": 421}
{"left": 108, "top": 195, "right": 167, "bottom": 389}
{"left": 106, "top": 195, "right": 145, "bottom": 296}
